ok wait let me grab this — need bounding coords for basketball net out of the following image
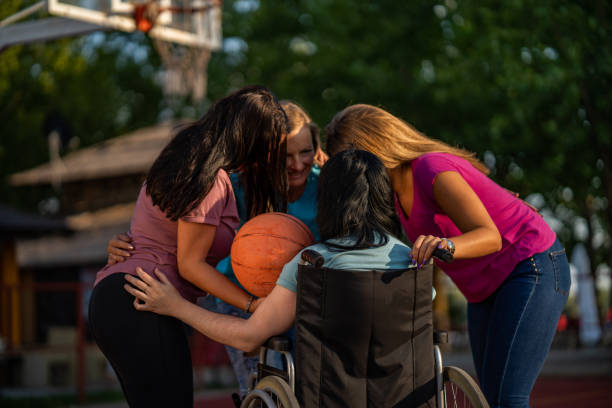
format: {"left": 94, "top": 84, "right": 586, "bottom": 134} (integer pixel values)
{"left": 132, "top": 0, "right": 219, "bottom": 103}
{"left": 154, "top": 39, "right": 211, "bottom": 103}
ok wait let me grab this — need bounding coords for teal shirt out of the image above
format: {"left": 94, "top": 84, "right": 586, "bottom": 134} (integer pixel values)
{"left": 276, "top": 235, "right": 413, "bottom": 293}
{"left": 216, "top": 166, "right": 321, "bottom": 285}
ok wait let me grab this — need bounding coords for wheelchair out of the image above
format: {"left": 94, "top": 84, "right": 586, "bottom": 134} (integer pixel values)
{"left": 240, "top": 249, "right": 488, "bottom": 408}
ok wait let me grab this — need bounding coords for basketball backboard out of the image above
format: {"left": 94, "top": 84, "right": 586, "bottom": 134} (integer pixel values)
{"left": 47, "top": 0, "right": 222, "bottom": 49}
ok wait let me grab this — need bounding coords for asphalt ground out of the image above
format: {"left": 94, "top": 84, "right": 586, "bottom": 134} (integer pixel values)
{"left": 47, "top": 346, "right": 612, "bottom": 407}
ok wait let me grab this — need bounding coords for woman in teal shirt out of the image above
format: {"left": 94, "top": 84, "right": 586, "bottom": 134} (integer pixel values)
{"left": 215, "top": 100, "right": 324, "bottom": 398}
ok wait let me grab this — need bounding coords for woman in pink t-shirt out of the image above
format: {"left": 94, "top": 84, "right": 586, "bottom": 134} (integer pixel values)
{"left": 88, "top": 86, "right": 289, "bottom": 408}
{"left": 326, "top": 104, "right": 570, "bottom": 408}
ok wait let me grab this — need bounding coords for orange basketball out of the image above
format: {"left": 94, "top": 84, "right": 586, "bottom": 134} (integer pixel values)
{"left": 231, "top": 212, "right": 315, "bottom": 297}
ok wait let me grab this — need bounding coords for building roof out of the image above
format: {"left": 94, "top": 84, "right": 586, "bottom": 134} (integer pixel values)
{"left": 17, "top": 203, "right": 134, "bottom": 268}
{"left": 17, "top": 224, "right": 128, "bottom": 268}
{"left": 0, "top": 205, "right": 69, "bottom": 239}
{"left": 9, "top": 121, "right": 183, "bottom": 186}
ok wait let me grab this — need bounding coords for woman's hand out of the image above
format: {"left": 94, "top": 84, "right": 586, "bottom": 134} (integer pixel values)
{"left": 410, "top": 235, "right": 452, "bottom": 267}
{"left": 123, "top": 267, "right": 184, "bottom": 317}
{"left": 250, "top": 296, "right": 266, "bottom": 312}
{"left": 107, "top": 233, "right": 133, "bottom": 265}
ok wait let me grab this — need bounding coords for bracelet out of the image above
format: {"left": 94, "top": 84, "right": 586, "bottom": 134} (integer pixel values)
{"left": 441, "top": 238, "right": 456, "bottom": 255}
{"left": 245, "top": 295, "right": 255, "bottom": 313}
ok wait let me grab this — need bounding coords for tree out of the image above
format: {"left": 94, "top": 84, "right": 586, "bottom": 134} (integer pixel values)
{"left": 212, "top": 0, "right": 611, "bottom": 316}
{"left": 2, "top": 0, "right": 610, "bottom": 316}
{"left": 0, "top": 0, "right": 165, "bottom": 211}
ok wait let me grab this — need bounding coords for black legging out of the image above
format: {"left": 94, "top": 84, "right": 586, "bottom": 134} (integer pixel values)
{"left": 88, "top": 273, "right": 193, "bottom": 407}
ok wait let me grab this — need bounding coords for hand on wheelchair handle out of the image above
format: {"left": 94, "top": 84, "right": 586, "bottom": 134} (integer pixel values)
{"left": 432, "top": 247, "right": 454, "bottom": 263}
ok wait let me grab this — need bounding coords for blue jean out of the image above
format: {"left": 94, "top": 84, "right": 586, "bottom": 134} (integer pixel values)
{"left": 467, "top": 239, "right": 570, "bottom": 408}
{"left": 215, "top": 301, "right": 259, "bottom": 397}
{"left": 216, "top": 301, "right": 291, "bottom": 397}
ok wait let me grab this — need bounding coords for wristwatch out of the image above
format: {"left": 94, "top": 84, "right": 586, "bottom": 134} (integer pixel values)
{"left": 442, "top": 238, "right": 456, "bottom": 255}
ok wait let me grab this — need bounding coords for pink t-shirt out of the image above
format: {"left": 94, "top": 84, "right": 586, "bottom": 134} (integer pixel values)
{"left": 95, "top": 169, "right": 240, "bottom": 303}
{"left": 396, "top": 152, "right": 556, "bottom": 303}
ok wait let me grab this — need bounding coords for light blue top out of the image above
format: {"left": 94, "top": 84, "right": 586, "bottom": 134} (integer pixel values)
{"left": 276, "top": 235, "right": 414, "bottom": 293}
{"left": 216, "top": 166, "right": 321, "bottom": 285}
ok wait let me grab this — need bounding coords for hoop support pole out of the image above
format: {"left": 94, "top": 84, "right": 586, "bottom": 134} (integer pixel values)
{"left": 0, "top": 1, "right": 47, "bottom": 28}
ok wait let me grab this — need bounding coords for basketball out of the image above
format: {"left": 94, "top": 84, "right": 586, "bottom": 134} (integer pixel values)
{"left": 231, "top": 212, "right": 315, "bottom": 297}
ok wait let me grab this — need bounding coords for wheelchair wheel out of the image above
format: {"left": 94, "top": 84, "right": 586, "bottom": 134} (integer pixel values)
{"left": 241, "top": 375, "right": 300, "bottom": 408}
{"left": 442, "top": 366, "right": 489, "bottom": 408}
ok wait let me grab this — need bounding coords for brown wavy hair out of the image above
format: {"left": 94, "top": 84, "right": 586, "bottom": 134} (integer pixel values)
{"left": 326, "top": 104, "right": 489, "bottom": 174}
{"left": 279, "top": 100, "right": 324, "bottom": 164}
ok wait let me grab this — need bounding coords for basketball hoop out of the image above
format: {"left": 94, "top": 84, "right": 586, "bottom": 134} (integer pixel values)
{"left": 154, "top": 38, "right": 211, "bottom": 103}
{"left": 129, "top": 0, "right": 220, "bottom": 102}
{"left": 133, "top": 2, "right": 160, "bottom": 33}
{"left": 27, "top": 0, "right": 222, "bottom": 102}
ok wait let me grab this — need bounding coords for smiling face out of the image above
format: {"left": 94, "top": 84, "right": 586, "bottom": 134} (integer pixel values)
{"left": 286, "top": 124, "right": 315, "bottom": 193}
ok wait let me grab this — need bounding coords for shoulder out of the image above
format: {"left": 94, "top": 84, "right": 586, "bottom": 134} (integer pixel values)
{"left": 302, "top": 166, "right": 320, "bottom": 196}
{"left": 204, "top": 169, "right": 233, "bottom": 200}
{"left": 413, "top": 152, "right": 464, "bottom": 174}
{"left": 277, "top": 243, "right": 324, "bottom": 293}
{"left": 181, "top": 169, "right": 236, "bottom": 223}
{"left": 216, "top": 168, "right": 231, "bottom": 186}
{"left": 413, "top": 153, "right": 470, "bottom": 188}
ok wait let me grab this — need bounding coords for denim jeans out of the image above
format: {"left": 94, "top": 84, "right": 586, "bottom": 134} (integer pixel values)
{"left": 467, "top": 238, "right": 570, "bottom": 408}
{"left": 216, "top": 300, "right": 291, "bottom": 397}
{"left": 215, "top": 301, "right": 260, "bottom": 397}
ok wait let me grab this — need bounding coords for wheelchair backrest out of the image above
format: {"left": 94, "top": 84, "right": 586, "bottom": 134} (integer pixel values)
{"left": 294, "top": 259, "right": 436, "bottom": 408}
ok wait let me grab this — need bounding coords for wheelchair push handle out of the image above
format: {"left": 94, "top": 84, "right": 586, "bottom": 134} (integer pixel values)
{"left": 300, "top": 249, "right": 325, "bottom": 267}
{"left": 432, "top": 247, "right": 454, "bottom": 263}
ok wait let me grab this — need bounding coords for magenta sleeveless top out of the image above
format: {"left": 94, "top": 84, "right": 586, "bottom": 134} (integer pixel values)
{"left": 396, "top": 153, "right": 556, "bottom": 303}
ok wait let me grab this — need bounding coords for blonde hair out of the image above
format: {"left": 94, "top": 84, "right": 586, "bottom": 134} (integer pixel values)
{"left": 326, "top": 104, "right": 489, "bottom": 174}
{"left": 279, "top": 100, "right": 321, "bottom": 153}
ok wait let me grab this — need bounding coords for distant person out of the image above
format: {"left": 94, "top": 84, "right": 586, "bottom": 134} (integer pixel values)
{"left": 325, "top": 104, "right": 571, "bottom": 408}
{"left": 106, "top": 100, "right": 327, "bottom": 398}
{"left": 89, "top": 86, "right": 288, "bottom": 408}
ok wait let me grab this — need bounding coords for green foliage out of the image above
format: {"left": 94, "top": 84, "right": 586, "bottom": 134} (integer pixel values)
{"left": 209, "top": 0, "right": 611, "bottom": 276}
{"left": 1, "top": 0, "right": 610, "bottom": 280}
{"left": 0, "top": 1, "right": 164, "bottom": 210}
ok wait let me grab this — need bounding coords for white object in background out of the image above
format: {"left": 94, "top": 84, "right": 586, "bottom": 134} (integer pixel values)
{"left": 571, "top": 243, "right": 602, "bottom": 346}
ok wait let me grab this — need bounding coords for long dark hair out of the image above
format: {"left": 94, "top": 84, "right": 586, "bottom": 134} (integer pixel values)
{"left": 317, "top": 149, "right": 402, "bottom": 250}
{"left": 146, "top": 85, "right": 288, "bottom": 220}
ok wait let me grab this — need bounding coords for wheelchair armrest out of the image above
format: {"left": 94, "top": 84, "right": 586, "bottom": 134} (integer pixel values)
{"left": 263, "top": 336, "right": 293, "bottom": 352}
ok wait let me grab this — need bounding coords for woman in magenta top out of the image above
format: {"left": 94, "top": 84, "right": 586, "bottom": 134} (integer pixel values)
{"left": 88, "top": 86, "right": 289, "bottom": 408}
{"left": 326, "top": 104, "right": 570, "bottom": 408}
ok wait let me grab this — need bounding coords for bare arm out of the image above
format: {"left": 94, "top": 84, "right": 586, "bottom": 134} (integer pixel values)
{"left": 177, "top": 220, "right": 259, "bottom": 312}
{"left": 124, "top": 268, "right": 296, "bottom": 352}
{"left": 411, "top": 171, "right": 502, "bottom": 265}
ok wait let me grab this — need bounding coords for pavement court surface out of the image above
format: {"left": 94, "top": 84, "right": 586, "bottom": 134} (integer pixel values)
{"left": 193, "top": 376, "right": 612, "bottom": 408}
{"left": 53, "top": 346, "right": 612, "bottom": 407}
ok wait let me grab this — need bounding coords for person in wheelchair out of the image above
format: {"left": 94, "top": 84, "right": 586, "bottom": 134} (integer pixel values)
{"left": 124, "top": 149, "right": 435, "bottom": 407}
